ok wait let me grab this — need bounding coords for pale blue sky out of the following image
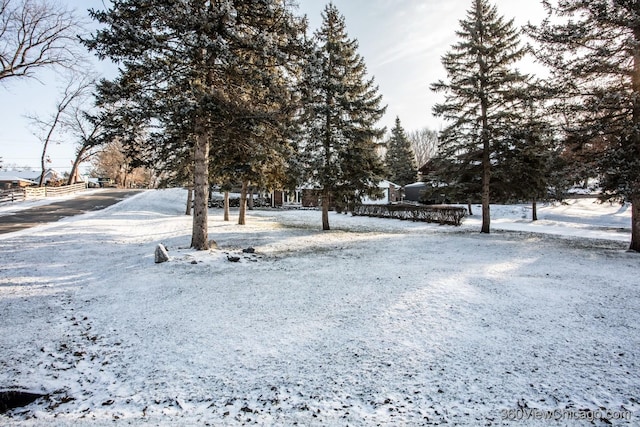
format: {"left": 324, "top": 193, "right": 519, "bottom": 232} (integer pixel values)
{"left": 0, "top": 0, "right": 546, "bottom": 172}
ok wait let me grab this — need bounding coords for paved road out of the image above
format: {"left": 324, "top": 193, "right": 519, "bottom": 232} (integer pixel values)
{"left": 0, "top": 189, "right": 143, "bottom": 234}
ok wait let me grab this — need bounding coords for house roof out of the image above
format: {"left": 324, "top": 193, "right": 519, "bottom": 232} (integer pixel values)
{"left": 418, "top": 159, "right": 436, "bottom": 174}
{"left": 0, "top": 171, "right": 40, "bottom": 181}
{"left": 0, "top": 169, "right": 61, "bottom": 182}
{"left": 0, "top": 173, "right": 38, "bottom": 184}
{"left": 378, "top": 180, "right": 400, "bottom": 188}
{"left": 405, "top": 181, "right": 427, "bottom": 188}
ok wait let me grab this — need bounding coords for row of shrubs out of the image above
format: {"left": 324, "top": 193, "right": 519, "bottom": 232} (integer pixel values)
{"left": 352, "top": 204, "right": 467, "bottom": 226}
{"left": 208, "top": 197, "right": 272, "bottom": 208}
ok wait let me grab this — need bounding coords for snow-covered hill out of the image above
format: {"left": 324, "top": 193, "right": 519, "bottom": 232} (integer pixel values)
{"left": 0, "top": 189, "right": 637, "bottom": 426}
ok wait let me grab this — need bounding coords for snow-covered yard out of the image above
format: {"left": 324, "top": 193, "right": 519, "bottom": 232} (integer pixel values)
{"left": 0, "top": 189, "right": 638, "bottom": 426}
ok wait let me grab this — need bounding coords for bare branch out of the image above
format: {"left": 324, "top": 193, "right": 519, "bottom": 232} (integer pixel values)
{"left": 408, "top": 127, "right": 439, "bottom": 168}
{"left": 26, "top": 71, "right": 96, "bottom": 185}
{"left": 0, "top": 0, "right": 84, "bottom": 84}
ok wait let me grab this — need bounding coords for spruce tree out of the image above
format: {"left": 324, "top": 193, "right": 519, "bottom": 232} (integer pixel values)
{"left": 498, "top": 99, "right": 559, "bottom": 220}
{"left": 84, "top": 0, "right": 306, "bottom": 250}
{"left": 531, "top": 0, "right": 640, "bottom": 252}
{"left": 431, "top": 0, "right": 529, "bottom": 233}
{"left": 424, "top": 147, "right": 483, "bottom": 207}
{"left": 385, "top": 117, "right": 418, "bottom": 186}
{"left": 299, "top": 3, "right": 386, "bottom": 230}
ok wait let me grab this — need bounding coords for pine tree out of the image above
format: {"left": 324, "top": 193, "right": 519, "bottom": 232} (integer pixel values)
{"left": 385, "top": 117, "right": 418, "bottom": 186}
{"left": 84, "top": 0, "right": 306, "bottom": 249}
{"left": 498, "top": 98, "right": 559, "bottom": 220}
{"left": 210, "top": 121, "right": 297, "bottom": 226}
{"left": 531, "top": 0, "right": 640, "bottom": 252}
{"left": 431, "top": 0, "right": 529, "bottom": 233}
{"left": 424, "top": 147, "right": 483, "bottom": 207}
{"left": 299, "top": 3, "right": 386, "bottom": 230}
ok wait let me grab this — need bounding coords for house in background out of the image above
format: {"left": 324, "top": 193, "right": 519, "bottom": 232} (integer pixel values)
{"left": 270, "top": 180, "right": 401, "bottom": 208}
{"left": 33, "top": 169, "right": 63, "bottom": 185}
{"left": 270, "top": 186, "right": 317, "bottom": 208}
{"left": 404, "top": 181, "right": 427, "bottom": 203}
{"left": 0, "top": 169, "right": 63, "bottom": 187}
{"left": 271, "top": 188, "right": 304, "bottom": 207}
{"left": 0, "top": 173, "right": 37, "bottom": 190}
{"left": 361, "top": 180, "right": 401, "bottom": 205}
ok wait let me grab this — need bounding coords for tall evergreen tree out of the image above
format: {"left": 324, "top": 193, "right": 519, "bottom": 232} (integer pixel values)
{"left": 431, "top": 0, "right": 529, "bottom": 233}
{"left": 423, "top": 146, "right": 483, "bottom": 207}
{"left": 84, "top": 0, "right": 305, "bottom": 250}
{"left": 498, "top": 98, "right": 559, "bottom": 220}
{"left": 299, "top": 3, "right": 386, "bottom": 230}
{"left": 385, "top": 117, "right": 417, "bottom": 186}
{"left": 531, "top": 0, "right": 640, "bottom": 252}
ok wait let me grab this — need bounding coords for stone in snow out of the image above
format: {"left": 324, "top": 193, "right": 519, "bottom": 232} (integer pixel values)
{"left": 155, "top": 244, "right": 169, "bottom": 263}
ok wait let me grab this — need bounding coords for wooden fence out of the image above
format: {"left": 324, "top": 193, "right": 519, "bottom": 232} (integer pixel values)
{"left": 0, "top": 189, "right": 26, "bottom": 204}
{"left": 39, "top": 183, "right": 87, "bottom": 197}
{"left": 0, "top": 183, "right": 87, "bottom": 205}
{"left": 24, "top": 187, "right": 46, "bottom": 198}
{"left": 352, "top": 204, "right": 468, "bottom": 226}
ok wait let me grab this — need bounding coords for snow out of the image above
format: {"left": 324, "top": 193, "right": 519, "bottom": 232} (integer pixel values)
{"left": 0, "top": 189, "right": 638, "bottom": 426}
{"left": 464, "top": 199, "right": 632, "bottom": 243}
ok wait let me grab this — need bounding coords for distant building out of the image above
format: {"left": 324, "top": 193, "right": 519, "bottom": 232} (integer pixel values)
{"left": 270, "top": 187, "right": 314, "bottom": 208}
{"left": 0, "top": 173, "right": 37, "bottom": 190}
{"left": 0, "top": 169, "right": 62, "bottom": 186}
{"left": 404, "top": 182, "right": 427, "bottom": 203}
{"left": 361, "top": 180, "right": 401, "bottom": 205}
{"left": 270, "top": 180, "right": 401, "bottom": 208}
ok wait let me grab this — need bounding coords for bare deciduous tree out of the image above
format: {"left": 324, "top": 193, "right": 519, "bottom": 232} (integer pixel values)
{"left": 91, "top": 140, "right": 125, "bottom": 183}
{"left": 408, "top": 127, "right": 439, "bottom": 168}
{"left": 27, "top": 72, "right": 95, "bottom": 186}
{"left": 0, "top": 0, "right": 82, "bottom": 83}
{"left": 65, "top": 105, "right": 108, "bottom": 185}
{"left": 91, "top": 140, "right": 152, "bottom": 188}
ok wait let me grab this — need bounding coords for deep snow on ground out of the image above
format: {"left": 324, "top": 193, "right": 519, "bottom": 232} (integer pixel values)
{"left": 0, "top": 189, "right": 638, "bottom": 426}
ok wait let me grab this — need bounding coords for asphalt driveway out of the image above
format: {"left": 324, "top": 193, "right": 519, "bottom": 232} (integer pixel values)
{"left": 0, "top": 189, "right": 143, "bottom": 234}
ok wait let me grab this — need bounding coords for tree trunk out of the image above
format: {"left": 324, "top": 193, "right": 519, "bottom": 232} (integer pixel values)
{"left": 39, "top": 115, "right": 60, "bottom": 187}
{"left": 481, "top": 137, "right": 491, "bottom": 233}
{"left": 479, "top": 32, "right": 491, "bottom": 234}
{"left": 238, "top": 180, "right": 248, "bottom": 225}
{"left": 185, "top": 187, "right": 193, "bottom": 216}
{"left": 67, "top": 146, "right": 87, "bottom": 185}
{"left": 248, "top": 185, "right": 254, "bottom": 210}
{"left": 223, "top": 191, "right": 230, "bottom": 221}
{"left": 481, "top": 187, "right": 490, "bottom": 233}
{"left": 467, "top": 200, "right": 473, "bottom": 216}
{"left": 191, "top": 128, "right": 210, "bottom": 250}
{"left": 630, "top": 196, "right": 640, "bottom": 252}
{"left": 532, "top": 198, "right": 538, "bottom": 221}
{"left": 629, "top": 27, "right": 640, "bottom": 252}
{"left": 39, "top": 143, "right": 49, "bottom": 187}
{"left": 322, "top": 188, "right": 330, "bottom": 230}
